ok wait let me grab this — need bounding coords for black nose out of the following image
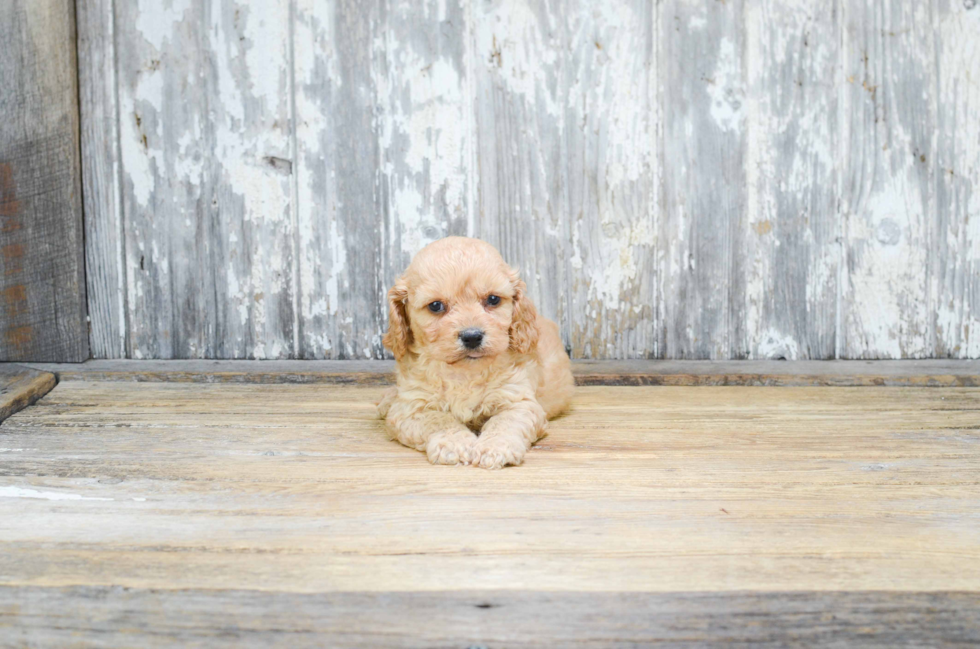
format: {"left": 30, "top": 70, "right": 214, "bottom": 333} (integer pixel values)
{"left": 459, "top": 328, "right": 485, "bottom": 349}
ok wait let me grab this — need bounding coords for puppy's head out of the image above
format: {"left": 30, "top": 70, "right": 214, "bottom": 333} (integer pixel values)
{"left": 383, "top": 237, "right": 538, "bottom": 363}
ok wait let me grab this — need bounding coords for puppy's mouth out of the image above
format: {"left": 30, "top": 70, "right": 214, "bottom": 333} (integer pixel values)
{"left": 449, "top": 349, "right": 489, "bottom": 363}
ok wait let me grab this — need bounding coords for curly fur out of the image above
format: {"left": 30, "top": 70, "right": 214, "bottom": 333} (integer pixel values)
{"left": 379, "top": 237, "right": 574, "bottom": 469}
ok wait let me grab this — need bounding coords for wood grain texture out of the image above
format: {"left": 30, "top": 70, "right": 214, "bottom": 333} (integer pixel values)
{"left": 564, "top": 0, "right": 658, "bottom": 360}
{"left": 471, "top": 0, "right": 570, "bottom": 347}
{"left": 381, "top": 0, "right": 473, "bottom": 268}
{"left": 0, "top": 0, "right": 88, "bottom": 362}
{"left": 2, "top": 382, "right": 980, "bottom": 643}
{"left": 840, "top": 1, "right": 935, "bottom": 359}
{"left": 737, "top": 0, "right": 839, "bottom": 360}
{"left": 934, "top": 0, "right": 980, "bottom": 358}
{"left": 113, "top": 0, "right": 297, "bottom": 359}
{"left": 2, "top": 587, "right": 978, "bottom": 647}
{"left": 79, "top": 0, "right": 980, "bottom": 361}
{"left": 0, "top": 365, "right": 56, "bottom": 423}
{"left": 2, "top": 382, "right": 980, "bottom": 595}
{"left": 294, "top": 0, "right": 386, "bottom": 360}
{"left": 18, "top": 359, "right": 980, "bottom": 387}
{"left": 660, "top": 0, "right": 745, "bottom": 359}
{"left": 77, "top": 0, "right": 127, "bottom": 359}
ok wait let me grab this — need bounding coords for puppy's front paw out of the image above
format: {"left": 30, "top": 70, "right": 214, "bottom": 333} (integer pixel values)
{"left": 376, "top": 387, "right": 398, "bottom": 419}
{"left": 469, "top": 436, "right": 528, "bottom": 470}
{"left": 426, "top": 430, "right": 477, "bottom": 466}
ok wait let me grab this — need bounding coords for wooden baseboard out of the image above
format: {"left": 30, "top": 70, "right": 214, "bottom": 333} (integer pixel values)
{"left": 15, "top": 359, "right": 980, "bottom": 387}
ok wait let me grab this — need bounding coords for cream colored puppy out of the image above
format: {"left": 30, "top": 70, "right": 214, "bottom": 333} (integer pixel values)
{"left": 378, "top": 237, "right": 574, "bottom": 469}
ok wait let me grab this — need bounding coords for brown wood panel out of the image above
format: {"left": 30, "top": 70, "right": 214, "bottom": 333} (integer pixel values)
{"left": 1, "top": 383, "right": 978, "bottom": 593}
{"left": 0, "top": 0, "right": 88, "bottom": 362}
{"left": 2, "top": 587, "right": 977, "bottom": 647}
{"left": 0, "top": 364, "right": 56, "bottom": 423}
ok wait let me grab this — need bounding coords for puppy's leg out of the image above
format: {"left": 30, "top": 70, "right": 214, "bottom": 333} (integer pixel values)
{"left": 470, "top": 400, "right": 547, "bottom": 470}
{"left": 376, "top": 387, "right": 398, "bottom": 419}
{"left": 384, "top": 400, "right": 476, "bottom": 465}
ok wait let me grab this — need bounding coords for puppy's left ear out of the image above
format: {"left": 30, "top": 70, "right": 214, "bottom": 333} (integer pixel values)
{"left": 383, "top": 277, "right": 412, "bottom": 360}
{"left": 509, "top": 268, "right": 539, "bottom": 354}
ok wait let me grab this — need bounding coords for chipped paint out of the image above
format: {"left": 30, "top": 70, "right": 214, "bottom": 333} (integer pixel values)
{"left": 706, "top": 38, "right": 744, "bottom": 134}
{"left": 0, "top": 486, "right": 113, "bottom": 501}
{"left": 84, "top": 0, "right": 980, "bottom": 360}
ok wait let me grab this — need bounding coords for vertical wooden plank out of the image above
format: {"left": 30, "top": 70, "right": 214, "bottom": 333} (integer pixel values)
{"left": 471, "top": 0, "right": 569, "bottom": 347}
{"left": 116, "top": 0, "right": 296, "bottom": 359}
{"left": 563, "top": 0, "right": 658, "bottom": 359}
{"left": 380, "top": 0, "right": 473, "bottom": 275}
{"left": 660, "top": 0, "right": 745, "bottom": 359}
{"left": 0, "top": 0, "right": 89, "bottom": 362}
{"left": 114, "top": 0, "right": 211, "bottom": 359}
{"left": 840, "top": 1, "right": 935, "bottom": 359}
{"left": 207, "top": 1, "right": 296, "bottom": 359}
{"left": 78, "top": 0, "right": 127, "bottom": 359}
{"left": 737, "top": 0, "right": 840, "bottom": 359}
{"left": 294, "top": 0, "right": 385, "bottom": 359}
{"left": 934, "top": 0, "right": 980, "bottom": 358}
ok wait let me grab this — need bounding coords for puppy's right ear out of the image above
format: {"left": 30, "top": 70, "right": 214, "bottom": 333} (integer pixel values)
{"left": 382, "top": 278, "right": 412, "bottom": 360}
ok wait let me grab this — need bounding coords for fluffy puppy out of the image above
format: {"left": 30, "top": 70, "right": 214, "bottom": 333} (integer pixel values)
{"left": 378, "top": 237, "right": 573, "bottom": 469}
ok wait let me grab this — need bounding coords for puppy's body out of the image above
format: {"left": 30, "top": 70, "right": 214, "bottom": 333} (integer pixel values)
{"left": 379, "top": 237, "right": 573, "bottom": 469}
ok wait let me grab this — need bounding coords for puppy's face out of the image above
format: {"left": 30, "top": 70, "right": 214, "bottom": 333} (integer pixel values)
{"left": 408, "top": 264, "right": 515, "bottom": 363}
{"left": 383, "top": 238, "right": 538, "bottom": 363}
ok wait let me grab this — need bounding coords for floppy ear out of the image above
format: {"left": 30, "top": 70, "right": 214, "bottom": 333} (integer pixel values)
{"left": 382, "top": 278, "right": 412, "bottom": 360}
{"left": 508, "top": 270, "right": 539, "bottom": 354}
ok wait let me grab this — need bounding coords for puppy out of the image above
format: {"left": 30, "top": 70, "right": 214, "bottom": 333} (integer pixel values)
{"left": 378, "top": 237, "right": 574, "bottom": 469}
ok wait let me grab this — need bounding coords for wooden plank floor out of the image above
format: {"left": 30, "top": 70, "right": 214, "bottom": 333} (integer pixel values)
{"left": 2, "top": 381, "right": 979, "bottom": 646}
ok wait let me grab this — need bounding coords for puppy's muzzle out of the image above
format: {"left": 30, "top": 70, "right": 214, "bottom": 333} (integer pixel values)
{"left": 459, "top": 328, "right": 485, "bottom": 350}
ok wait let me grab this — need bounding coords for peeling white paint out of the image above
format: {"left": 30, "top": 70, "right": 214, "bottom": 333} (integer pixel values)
{"left": 756, "top": 328, "right": 802, "bottom": 360}
{"left": 382, "top": 2, "right": 470, "bottom": 264}
{"left": 0, "top": 486, "right": 113, "bottom": 501}
{"left": 89, "top": 0, "right": 980, "bottom": 361}
{"left": 134, "top": 0, "right": 192, "bottom": 51}
{"left": 475, "top": 0, "right": 559, "bottom": 117}
{"left": 707, "top": 38, "right": 744, "bottom": 134}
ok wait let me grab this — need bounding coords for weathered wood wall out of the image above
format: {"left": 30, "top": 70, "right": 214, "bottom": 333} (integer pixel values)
{"left": 79, "top": 0, "right": 980, "bottom": 360}
{"left": 0, "top": 0, "right": 89, "bottom": 362}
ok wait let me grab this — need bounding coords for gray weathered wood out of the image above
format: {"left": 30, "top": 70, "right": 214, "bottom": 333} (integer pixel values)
{"left": 0, "top": 0, "right": 88, "bottom": 362}
{"left": 294, "top": 0, "right": 385, "bottom": 359}
{"left": 112, "top": 0, "right": 297, "bottom": 359}
{"left": 563, "top": 0, "right": 658, "bottom": 359}
{"left": 660, "top": 0, "right": 745, "bottom": 359}
{"left": 77, "top": 0, "right": 127, "bottom": 359}
{"left": 471, "top": 0, "right": 570, "bottom": 348}
{"left": 1, "top": 587, "right": 977, "bottom": 647}
{"left": 381, "top": 0, "right": 473, "bottom": 271}
{"left": 79, "top": 0, "right": 980, "bottom": 361}
{"left": 736, "top": 0, "right": 840, "bottom": 360}
{"left": 0, "top": 364, "right": 56, "bottom": 423}
{"left": 840, "top": 1, "right": 934, "bottom": 359}
{"left": 934, "top": 0, "right": 980, "bottom": 358}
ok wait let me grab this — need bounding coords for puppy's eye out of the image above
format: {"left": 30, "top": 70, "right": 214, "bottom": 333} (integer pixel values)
{"left": 486, "top": 295, "right": 501, "bottom": 307}
{"left": 427, "top": 301, "right": 445, "bottom": 314}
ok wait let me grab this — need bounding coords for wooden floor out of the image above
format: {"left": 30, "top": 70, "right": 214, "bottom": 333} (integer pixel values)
{"left": 2, "top": 378, "right": 979, "bottom": 646}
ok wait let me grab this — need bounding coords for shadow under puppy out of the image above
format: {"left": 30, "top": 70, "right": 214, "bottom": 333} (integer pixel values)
{"left": 378, "top": 237, "right": 574, "bottom": 469}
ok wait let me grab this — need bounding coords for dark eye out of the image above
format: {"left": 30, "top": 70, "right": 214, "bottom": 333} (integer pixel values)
{"left": 427, "top": 301, "right": 445, "bottom": 313}
{"left": 486, "top": 295, "right": 501, "bottom": 307}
